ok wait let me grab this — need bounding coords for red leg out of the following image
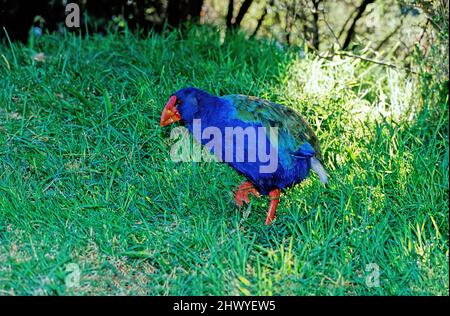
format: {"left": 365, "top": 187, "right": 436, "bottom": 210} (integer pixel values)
{"left": 235, "top": 181, "right": 260, "bottom": 207}
{"left": 265, "top": 189, "right": 280, "bottom": 225}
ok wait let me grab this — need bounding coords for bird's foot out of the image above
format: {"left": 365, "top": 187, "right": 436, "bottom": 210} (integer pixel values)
{"left": 265, "top": 189, "right": 280, "bottom": 225}
{"left": 235, "top": 181, "right": 260, "bottom": 207}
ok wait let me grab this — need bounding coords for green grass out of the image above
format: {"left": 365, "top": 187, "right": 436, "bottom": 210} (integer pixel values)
{"left": 0, "top": 26, "right": 448, "bottom": 295}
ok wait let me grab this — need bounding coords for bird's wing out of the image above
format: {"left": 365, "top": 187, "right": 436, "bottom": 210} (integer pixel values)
{"left": 222, "top": 94, "right": 324, "bottom": 161}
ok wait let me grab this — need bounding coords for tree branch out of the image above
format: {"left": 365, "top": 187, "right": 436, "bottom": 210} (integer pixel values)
{"left": 337, "top": 6, "right": 356, "bottom": 41}
{"left": 332, "top": 51, "right": 419, "bottom": 74}
{"left": 226, "top": 0, "right": 234, "bottom": 31}
{"left": 323, "top": 11, "right": 342, "bottom": 50}
{"left": 342, "top": 0, "right": 375, "bottom": 50}
{"left": 374, "top": 16, "right": 404, "bottom": 52}
{"left": 311, "top": 0, "right": 321, "bottom": 50}
{"left": 251, "top": 0, "right": 274, "bottom": 39}
{"left": 233, "top": 0, "right": 254, "bottom": 29}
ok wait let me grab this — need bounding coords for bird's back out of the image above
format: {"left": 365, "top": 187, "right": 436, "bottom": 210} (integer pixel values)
{"left": 222, "top": 94, "right": 324, "bottom": 162}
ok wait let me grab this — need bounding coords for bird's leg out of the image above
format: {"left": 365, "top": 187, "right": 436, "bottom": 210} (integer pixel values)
{"left": 235, "top": 181, "right": 261, "bottom": 207}
{"left": 265, "top": 189, "right": 281, "bottom": 225}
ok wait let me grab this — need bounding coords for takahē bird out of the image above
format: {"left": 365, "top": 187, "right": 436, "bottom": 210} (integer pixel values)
{"left": 160, "top": 87, "right": 327, "bottom": 225}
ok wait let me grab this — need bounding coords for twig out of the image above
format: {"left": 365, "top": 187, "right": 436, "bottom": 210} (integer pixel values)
{"left": 250, "top": 5, "right": 268, "bottom": 39}
{"left": 342, "top": 0, "right": 375, "bottom": 50}
{"left": 417, "top": 18, "right": 430, "bottom": 47}
{"left": 226, "top": 0, "right": 234, "bottom": 30}
{"left": 326, "top": 51, "right": 419, "bottom": 75}
{"left": 375, "top": 16, "right": 404, "bottom": 52}
{"left": 337, "top": 7, "right": 356, "bottom": 40}
{"left": 311, "top": 0, "right": 321, "bottom": 50}
{"left": 234, "top": 0, "right": 254, "bottom": 29}
{"left": 322, "top": 11, "right": 342, "bottom": 50}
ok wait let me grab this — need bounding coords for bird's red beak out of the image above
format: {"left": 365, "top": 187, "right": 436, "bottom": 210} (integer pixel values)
{"left": 160, "top": 96, "right": 181, "bottom": 127}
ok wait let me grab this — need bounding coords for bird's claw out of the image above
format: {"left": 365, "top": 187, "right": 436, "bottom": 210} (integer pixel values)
{"left": 234, "top": 181, "right": 260, "bottom": 207}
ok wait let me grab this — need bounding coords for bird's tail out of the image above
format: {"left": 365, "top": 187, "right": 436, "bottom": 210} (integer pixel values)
{"left": 311, "top": 156, "right": 328, "bottom": 185}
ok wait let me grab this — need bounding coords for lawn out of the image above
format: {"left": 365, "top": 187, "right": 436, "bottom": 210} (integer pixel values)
{"left": 0, "top": 26, "right": 448, "bottom": 295}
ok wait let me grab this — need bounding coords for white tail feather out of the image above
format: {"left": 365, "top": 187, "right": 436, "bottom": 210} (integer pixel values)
{"left": 311, "top": 157, "right": 328, "bottom": 184}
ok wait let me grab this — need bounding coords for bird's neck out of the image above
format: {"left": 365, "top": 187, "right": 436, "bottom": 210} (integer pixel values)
{"left": 187, "top": 95, "right": 232, "bottom": 129}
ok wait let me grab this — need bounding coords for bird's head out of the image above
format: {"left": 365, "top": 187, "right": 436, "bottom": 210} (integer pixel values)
{"left": 160, "top": 88, "right": 203, "bottom": 127}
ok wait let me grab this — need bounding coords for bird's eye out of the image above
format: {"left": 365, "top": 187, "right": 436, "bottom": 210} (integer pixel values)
{"left": 175, "top": 99, "right": 182, "bottom": 107}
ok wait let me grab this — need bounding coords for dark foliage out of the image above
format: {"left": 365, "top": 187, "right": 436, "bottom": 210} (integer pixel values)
{"left": 0, "top": 0, "right": 204, "bottom": 42}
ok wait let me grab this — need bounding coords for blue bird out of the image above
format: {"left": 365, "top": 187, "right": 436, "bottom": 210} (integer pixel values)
{"left": 160, "top": 88, "right": 327, "bottom": 224}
